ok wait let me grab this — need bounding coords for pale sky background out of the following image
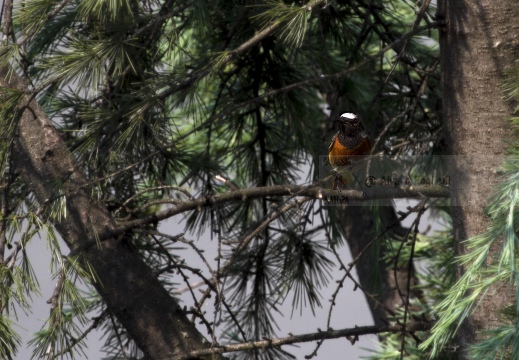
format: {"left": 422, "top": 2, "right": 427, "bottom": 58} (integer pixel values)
{"left": 13, "top": 196, "right": 439, "bottom": 360}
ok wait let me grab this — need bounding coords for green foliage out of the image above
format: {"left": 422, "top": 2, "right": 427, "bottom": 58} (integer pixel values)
{"left": 0, "top": 315, "right": 21, "bottom": 358}
{"left": 0, "top": 0, "right": 441, "bottom": 358}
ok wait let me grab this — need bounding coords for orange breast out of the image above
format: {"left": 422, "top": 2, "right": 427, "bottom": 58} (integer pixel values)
{"left": 328, "top": 136, "right": 371, "bottom": 167}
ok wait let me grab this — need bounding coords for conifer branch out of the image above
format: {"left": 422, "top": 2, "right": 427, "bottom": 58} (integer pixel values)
{"left": 179, "top": 322, "right": 433, "bottom": 359}
{"left": 106, "top": 184, "right": 449, "bottom": 239}
{"left": 222, "top": 0, "right": 326, "bottom": 62}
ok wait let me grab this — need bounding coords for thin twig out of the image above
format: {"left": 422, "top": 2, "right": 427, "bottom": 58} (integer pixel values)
{"left": 215, "top": 174, "right": 240, "bottom": 191}
{"left": 45, "top": 269, "right": 66, "bottom": 360}
{"left": 399, "top": 199, "right": 428, "bottom": 359}
{"left": 50, "top": 310, "right": 108, "bottom": 360}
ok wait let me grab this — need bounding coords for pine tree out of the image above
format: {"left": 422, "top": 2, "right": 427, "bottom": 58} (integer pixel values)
{"left": 1, "top": 0, "right": 514, "bottom": 359}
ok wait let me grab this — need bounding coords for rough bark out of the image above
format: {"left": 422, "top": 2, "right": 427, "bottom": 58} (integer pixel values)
{"left": 440, "top": 0, "right": 519, "bottom": 356}
{"left": 3, "top": 68, "right": 219, "bottom": 358}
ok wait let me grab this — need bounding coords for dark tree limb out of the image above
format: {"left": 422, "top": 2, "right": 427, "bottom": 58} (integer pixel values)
{"left": 3, "top": 68, "right": 221, "bottom": 359}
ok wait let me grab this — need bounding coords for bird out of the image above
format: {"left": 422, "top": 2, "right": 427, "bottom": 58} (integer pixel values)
{"left": 328, "top": 112, "right": 371, "bottom": 189}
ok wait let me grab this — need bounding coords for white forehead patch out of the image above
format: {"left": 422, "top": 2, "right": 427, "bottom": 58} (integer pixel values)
{"left": 340, "top": 112, "right": 357, "bottom": 119}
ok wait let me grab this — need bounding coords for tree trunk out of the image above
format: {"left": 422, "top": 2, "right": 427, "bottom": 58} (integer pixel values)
{"left": 3, "top": 68, "right": 218, "bottom": 359}
{"left": 440, "top": 0, "right": 519, "bottom": 356}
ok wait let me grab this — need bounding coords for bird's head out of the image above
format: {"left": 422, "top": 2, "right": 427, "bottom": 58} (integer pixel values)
{"left": 334, "top": 112, "right": 364, "bottom": 134}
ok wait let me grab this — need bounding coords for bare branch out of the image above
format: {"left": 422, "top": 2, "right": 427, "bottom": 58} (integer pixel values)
{"left": 399, "top": 200, "right": 428, "bottom": 358}
{"left": 106, "top": 184, "right": 448, "bottom": 240}
{"left": 179, "top": 322, "right": 434, "bottom": 359}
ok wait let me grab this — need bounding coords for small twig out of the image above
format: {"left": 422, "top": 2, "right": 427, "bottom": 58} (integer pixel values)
{"left": 149, "top": 231, "right": 215, "bottom": 278}
{"left": 215, "top": 174, "right": 240, "bottom": 191}
{"left": 210, "top": 204, "right": 224, "bottom": 346}
{"left": 0, "top": 158, "right": 11, "bottom": 263}
{"left": 45, "top": 268, "right": 66, "bottom": 360}
{"left": 47, "top": 270, "right": 65, "bottom": 308}
{"left": 393, "top": 199, "right": 427, "bottom": 308}
{"left": 119, "top": 185, "right": 194, "bottom": 211}
{"left": 158, "top": 260, "right": 247, "bottom": 340}
{"left": 399, "top": 199, "right": 428, "bottom": 359}
{"left": 231, "top": 197, "right": 313, "bottom": 262}
{"left": 171, "top": 281, "right": 205, "bottom": 295}
{"left": 146, "top": 232, "right": 225, "bottom": 338}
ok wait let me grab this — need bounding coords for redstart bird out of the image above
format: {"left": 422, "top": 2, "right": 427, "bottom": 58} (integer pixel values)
{"left": 328, "top": 112, "right": 371, "bottom": 189}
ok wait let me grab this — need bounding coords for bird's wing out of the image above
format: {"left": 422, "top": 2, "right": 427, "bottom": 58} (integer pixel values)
{"left": 328, "top": 132, "right": 339, "bottom": 153}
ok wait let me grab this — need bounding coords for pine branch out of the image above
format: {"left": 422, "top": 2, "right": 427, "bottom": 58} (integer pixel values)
{"left": 105, "top": 184, "right": 449, "bottom": 240}
{"left": 17, "top": 0, "right": 71, "bottom": 46}
{"left": 179, "top": 321, "right": 434, "bottom": 359}
{"left": 220, "top": 0, "right": 326, "bottom": 63}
